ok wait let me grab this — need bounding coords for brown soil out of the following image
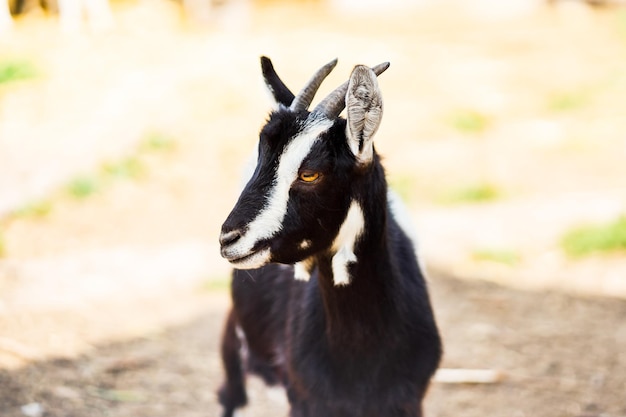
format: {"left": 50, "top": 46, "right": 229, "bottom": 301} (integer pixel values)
{"left": 1, "top": 275, "right": 626, "bottom": 417}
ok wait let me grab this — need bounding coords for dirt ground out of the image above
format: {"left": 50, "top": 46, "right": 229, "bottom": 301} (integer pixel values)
{"left": 1, "top": 275, "right": 626, "bottom": 417}
{"left": 1, "top": 1, "right": 626, "bottom": 416}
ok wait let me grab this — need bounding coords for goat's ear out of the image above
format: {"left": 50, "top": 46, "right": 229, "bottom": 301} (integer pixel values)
{"left": 345, "top": 65, "right": 383, "bottom": 165}
{"left": 261, "top": 56, "right": 295, "bottom": 108}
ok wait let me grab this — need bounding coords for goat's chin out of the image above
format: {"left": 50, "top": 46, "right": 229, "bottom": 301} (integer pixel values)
{"left": 228, "top": 247, "right": 272, "bottom": 270}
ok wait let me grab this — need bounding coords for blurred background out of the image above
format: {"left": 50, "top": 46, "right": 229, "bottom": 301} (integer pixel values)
{"left": 0, "top": 0, "right": 625, "bottom": 416}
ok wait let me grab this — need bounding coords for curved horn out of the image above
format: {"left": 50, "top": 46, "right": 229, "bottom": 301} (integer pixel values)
{"left": 312, "top": 62, "right": 390, "bottom": 119}
{"left": 290, "top": 58, "right": 338, "bottom": 112}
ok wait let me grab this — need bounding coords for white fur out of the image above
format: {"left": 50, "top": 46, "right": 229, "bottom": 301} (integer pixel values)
{"left": 387, "top": 190, "right": 430, "bottom": 281}
{"left": 228, "top": 247, "right": 271, "bottom": 270}
{"left": 263, "top": 82, "right": 281, "bottom": 111}
{"left": 331, "top": 201, "right": 365, "bottom": 286}
{"left": 265, "top": 386, "right": 288, "bottom": 405}
{"left": 387, "top": 190, "right": 418, "bottom": 246}
{"left": 223, "top": 116, "right": 333, "bottom": 268}
{"left": 294, "top": 262, "right": 311, "bottom": 281}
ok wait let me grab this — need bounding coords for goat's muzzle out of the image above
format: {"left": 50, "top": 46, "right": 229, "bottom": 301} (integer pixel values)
{"left": 219, "top": 229, "right": 242, "bottom": 248}
{"left": 219, "top": 227, "right": 272, "bottom": 269}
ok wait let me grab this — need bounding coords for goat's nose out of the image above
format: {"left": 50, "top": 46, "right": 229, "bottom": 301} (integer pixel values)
{"left": 219, "top": 229, "right": 242, "bottom": 247}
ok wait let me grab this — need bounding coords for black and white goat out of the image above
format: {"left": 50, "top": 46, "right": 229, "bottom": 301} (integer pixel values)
{"left": 218, "top": 57, "right": 442, "bottom": 417}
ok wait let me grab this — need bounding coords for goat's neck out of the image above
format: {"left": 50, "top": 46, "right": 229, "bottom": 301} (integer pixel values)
{"left": 315, "top": 161, "right": 394, "bottom": 348}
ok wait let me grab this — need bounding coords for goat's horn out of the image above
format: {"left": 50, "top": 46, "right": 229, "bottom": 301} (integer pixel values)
{"left": 290, "top": 58, "right": 338, "bottom": 112}
{"left": 312, "top": 62, "right": 390, "bottom": 119}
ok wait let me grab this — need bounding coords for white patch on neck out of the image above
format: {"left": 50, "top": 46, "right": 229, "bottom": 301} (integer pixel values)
{"left": 294, "top": 261, "right": 311, "bottom": 281}
{"left": 331, "top": 201, "right": 365, "bottom": 286}
{"left": 226, "top": 116, "right": 333, "bottom": 265}
{"left": 294, "top": 257, "right": 314, "bottom": 281}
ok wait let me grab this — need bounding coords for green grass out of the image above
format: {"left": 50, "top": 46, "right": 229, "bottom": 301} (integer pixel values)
{"left": 66, "top": 158, "right": 142, "bottom": 200}
{"left": 101, "top": 157, "right": 144, "bottom": 180}
{"left": 447, "top": 109, "right": 491, "bottom": 134}
{"left": 140, "top": 132, "right": 177, "bottom": 153}
{"left": 51, "top": 130, "right": 178, "bottom": 201}
{"left": 0, "top": 131, "right": 177, "bottom": 228}
{"left": 12, "top": 200, "right": 53, "bottom": 219}
{"left": 56, "top": 133, "right": 176, "bottom": 201}
{"left": 548, "top": 90, "right": 592, "bottom": 112}
{"left": 472, "top": 249, "right": 520, "bottom": 266}
{"left": 561, "top": 216, "right": 626, "bottom": 258}
{"left": 439, "top": 183, "right": 501, "bottom": 205}
{"left": 0, "top": 59, "right": 38, "bottom": 85}
{"left": 66, "top": 176, "right": 101, "bottom": 199}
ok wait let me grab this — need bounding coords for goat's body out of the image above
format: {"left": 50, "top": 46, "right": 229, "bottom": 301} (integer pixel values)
{"left": 220, "top": 195, "right": 441, "bottom": 417}
{"left": 218, "top": 57, "right": 441, "bottom": 417}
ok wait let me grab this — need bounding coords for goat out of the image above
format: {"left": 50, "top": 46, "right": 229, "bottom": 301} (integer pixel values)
{"left": 217, "top": 56, "right": 442, "bottom": 417}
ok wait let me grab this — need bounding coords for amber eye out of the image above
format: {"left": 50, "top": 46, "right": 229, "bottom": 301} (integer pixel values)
{"left": 299, "top": 171, "right": 320, "bottom": 183}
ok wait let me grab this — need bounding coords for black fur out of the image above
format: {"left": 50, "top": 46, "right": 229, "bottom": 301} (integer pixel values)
{"left": 261, "top": 56, "right": 296, "bottom": 107}
{"left": 218, "top": 59, "right": 442, "bottom": 417}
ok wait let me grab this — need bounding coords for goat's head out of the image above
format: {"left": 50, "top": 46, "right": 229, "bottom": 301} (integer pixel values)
{"left": 219, "top": 57, "right": 388, "bottom": 272}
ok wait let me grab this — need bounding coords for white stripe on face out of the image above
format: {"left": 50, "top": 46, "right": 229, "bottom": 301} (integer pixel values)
{"left": 224, "top": 116, "right": 333, "bottom": 269}
{"left": 331, "top": 201, "right": 365, "bottom": 286}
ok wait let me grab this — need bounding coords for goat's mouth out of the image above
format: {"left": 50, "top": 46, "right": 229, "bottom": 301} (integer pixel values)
{"left": 222, "top": 246, "right": 271, "bottom": 270}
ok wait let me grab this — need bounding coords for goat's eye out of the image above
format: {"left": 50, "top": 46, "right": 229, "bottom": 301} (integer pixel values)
{"left": 299, "top": 171, "right": 320, "bottom": 183}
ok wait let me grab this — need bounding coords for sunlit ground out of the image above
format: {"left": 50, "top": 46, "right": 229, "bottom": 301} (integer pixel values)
{"left": 0, "top": 0, "right": 626, "bottom": 415}
{"left": 2, "top": 0, "right": 625, "bottom": 293}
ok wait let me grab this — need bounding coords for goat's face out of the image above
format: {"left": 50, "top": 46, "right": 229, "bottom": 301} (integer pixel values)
{"left": 220, "top": 112, "right": 354, "bottom": 269}
{"left": 219, "top": 57, "right": 387, "bottom": 270}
